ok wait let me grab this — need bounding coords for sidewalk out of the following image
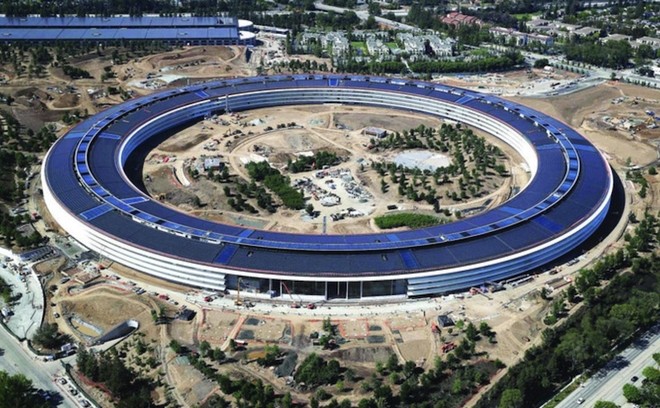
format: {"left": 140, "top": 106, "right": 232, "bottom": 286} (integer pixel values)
{"left": 0, "top": 261, "right": 45, "bottom": 339}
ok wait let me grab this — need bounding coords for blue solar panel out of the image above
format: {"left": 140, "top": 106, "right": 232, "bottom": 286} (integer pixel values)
{"left": 105, "top": 196, "right": 134, "bottom": 213}
{"left": 98, "top": 132, "right": 121, "bottom": 140}
{"left": 455, "top": 95, "right": 474, "bottom": 105}
{"left": 42, "top": 75, "right": 612, "bottom": 280}
{"left": 134, "top": 212, "right": 160, "bottom": 223}
{"left": 399, "top": 249, "right": 419, "bottom": 269}
{"left": 214, "top": 244, "right": 238, "bottom": 264}
{"left": 533, "top": 215, "right": 564, "bottom": 233}
{"left": 81, "top": 174, "right": 96, "bottom": 185}
{"left": 123, "top": 196, "right": 148, "bottom": 205}
{"left": 80, "top": 204, "right": 113, "bottom": 221}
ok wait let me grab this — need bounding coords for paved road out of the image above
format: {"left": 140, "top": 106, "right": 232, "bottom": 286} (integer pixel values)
{"left": 555, "top": 324, "right": 660, "bottom": 408}
{"left": 314, "top": 2, "right": 417, "bottom": 31}
{"left": 0, "top": 327, "right": 78, "bottom": 407}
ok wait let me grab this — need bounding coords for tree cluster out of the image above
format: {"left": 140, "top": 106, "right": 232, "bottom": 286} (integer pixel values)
{"left": 32, "top": 323, "right": 71, "bottom": 350}
{"left": 476, "top": 213, "right": 659, "bottom": 408}
{"left": 374, "top": 213, "right": 441, "bottom": 229}
{"left": 287, "top": 150, "right": 341, "bottom": 173}
{"left": 294, "top": 353, "right": 342, "bottom": 387}
{"left": 336, "top": 51, "right": 524, "bottom": 75}
{"left": 61, "top": 65, "right": 92, "bottom": 80}
{"left": 246, "top": 161, "right": 305, "bottom": 210}
{"left": 564, "top": 40, "right": 633, "bottom": 69}
{"left": 0, "top": 371, "right": 49, "bottom": 408}
{"left": 372, "top": 123, "right": 505, "bottom": 208}
{"left": 76, "top": 347, "right": 154, "bottom": 407}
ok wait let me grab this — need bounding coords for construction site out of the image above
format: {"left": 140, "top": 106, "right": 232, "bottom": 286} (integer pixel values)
{"left": 142, "top": 103, "right": 521, "bottom": 234}
{"left": 0, "top": 31, "right": 657, "bottom": 407}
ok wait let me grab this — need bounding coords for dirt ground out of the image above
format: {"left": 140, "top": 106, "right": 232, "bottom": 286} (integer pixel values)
{"left": 57, "top": 286, "right": 153, "bottom": 333}
{"left": 144, "top": 104, "right": 518, "bottom": 234}
{"left": 514, "top": 83, "right": 659, "bottom": 169}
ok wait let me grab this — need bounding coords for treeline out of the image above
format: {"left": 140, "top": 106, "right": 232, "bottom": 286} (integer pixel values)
{"left": 76, "top": 347, "right": 154, "bottom": 407}
{"left": 337, "top": 51, "right": 524, "bottom": 75}
{"left": 375, "top": 213, "right": 441, "bottom": 229}
{"left": 564, "top": 39, "right": 633, "bottom": 69}
{"left": 245, "top": 161, "right": 305, "bottom": 210}
{"left": 0, "top": 210, "right": 42, "bottom": 248}
{"left": 0, "top": 148, "right": 36, "bottom": 204}
{"left": 287, "top": 151, "right": 341, "bottom": 173}
{"left": 62, "top": 65, "right": 92, "bottom": 79}
{"left": 476, "top": 213, "right": 660, "bottom": 408}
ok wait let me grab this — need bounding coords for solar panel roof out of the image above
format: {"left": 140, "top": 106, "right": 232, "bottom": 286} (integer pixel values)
{"left": 44, "top": 75, "right": 612, "bottom": 276}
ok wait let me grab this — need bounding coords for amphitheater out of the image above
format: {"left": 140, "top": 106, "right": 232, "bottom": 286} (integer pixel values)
{"left": 42, "top": 75, "right": 613, "bottom": 301}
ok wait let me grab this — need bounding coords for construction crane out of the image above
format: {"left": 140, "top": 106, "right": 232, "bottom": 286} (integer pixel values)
{"left": 235, "top": 277, "right": 244, "bottom": 306}
{"left": 281, "top": 282, "right": 303, "bottom": 308}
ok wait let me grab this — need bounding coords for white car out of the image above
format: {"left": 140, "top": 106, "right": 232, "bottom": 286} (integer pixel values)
{"left": 577, "top": 397, "right": 585, "bottom": 404}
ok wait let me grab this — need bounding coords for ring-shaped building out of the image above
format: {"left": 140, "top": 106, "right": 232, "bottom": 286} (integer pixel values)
{"left": 42, "top": 75, "right": 613, "bottom": 300}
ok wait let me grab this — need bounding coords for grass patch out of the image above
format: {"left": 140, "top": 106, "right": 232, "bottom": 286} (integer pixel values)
{"left": 470, "top": 48, "right": 493, "bottom": 57}
{"left": 543, "top": 377, "right": 584, "bottom": 408}
{"left": 385, "top": 42, "right": 398, "bottom": 49}
{"left": 375, "top": 213, "right": 441, "bottom": 229}
{"left": 512, "top": 12, "right": 541, "bottom": 20}
{"left": 350, "top": 41, "right": 368, "bottom": 55}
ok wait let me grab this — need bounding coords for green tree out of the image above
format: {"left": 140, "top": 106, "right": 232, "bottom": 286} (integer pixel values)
{"left": 534, "top": 58, "right": 550, "bottom": 68}
{"left": 386, "top": 353, "right": 399, "bottom": 373}
{"left": 169, "top": 339, "right": 182, "bottom": 354}
{"left": 199, "top": 340, "right": 211, "bottom": 357}
{"left": 212, "top": 348, "right": 226, "bottom": 362}
{"left": 0, "top": 371, "right": 49, "bottom": 408}
{"left": 498, "top": 388, "right": 523, "bottom": 408}
{"left": 465, "top": 322, "right": 479, "bottom": 341}
{"left": 623, "top": 384, "right": 642, "bottom": 404}
{"left": 593, "top": 401, "right": 620, "bottom": 408}
{"left": 32, "top": 323, "right": 69, "bottom": 349}
{"left": 479, "top": 322, "right": 492, "bottom": 337}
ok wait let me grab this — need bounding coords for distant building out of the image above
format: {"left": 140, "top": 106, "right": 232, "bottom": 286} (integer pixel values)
{"left": 0, "top": 15, "right": 255, "bottom": 45}
{"left": 204, "top": 157, "right": 224, "bottom": 171}
{"left": 528, "top": 33, "right": 554, "bottom": 47}
{"left": 489, "top": 27, "right": 527, "bottom": 46}
{"left": 603, "top": 33, "right": 632, "bottom": 43}
{"left": 422, "top": 35, "right": 454, "bottom": 57}
{"left": 490, "top": 27, "right": 553, "bottom": 47}
{"left": 441, "top": 12, "right": 482, "bottom": 27}
{"left": 397, "top": 32, "right": 426, "bottom": 55}
{"left": 364, "top": 127, "right": 387, "bottom": 138}
{"left": 437, "top": 315, "right": 455, "bottom": 327}
{"left": 178, "top": 309, "right": 196, "bottom": 321}
{"left": 634, "top": 36, "right": 660, "bottom": 50}
{"left": 526, "top": 18, "right": 549, "bottom": 30}
{"left": 366, "top": 36, "right": 390, "bottom": 56}
{"left": 573, "top": 26, "right": 600, "bottom": 38}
